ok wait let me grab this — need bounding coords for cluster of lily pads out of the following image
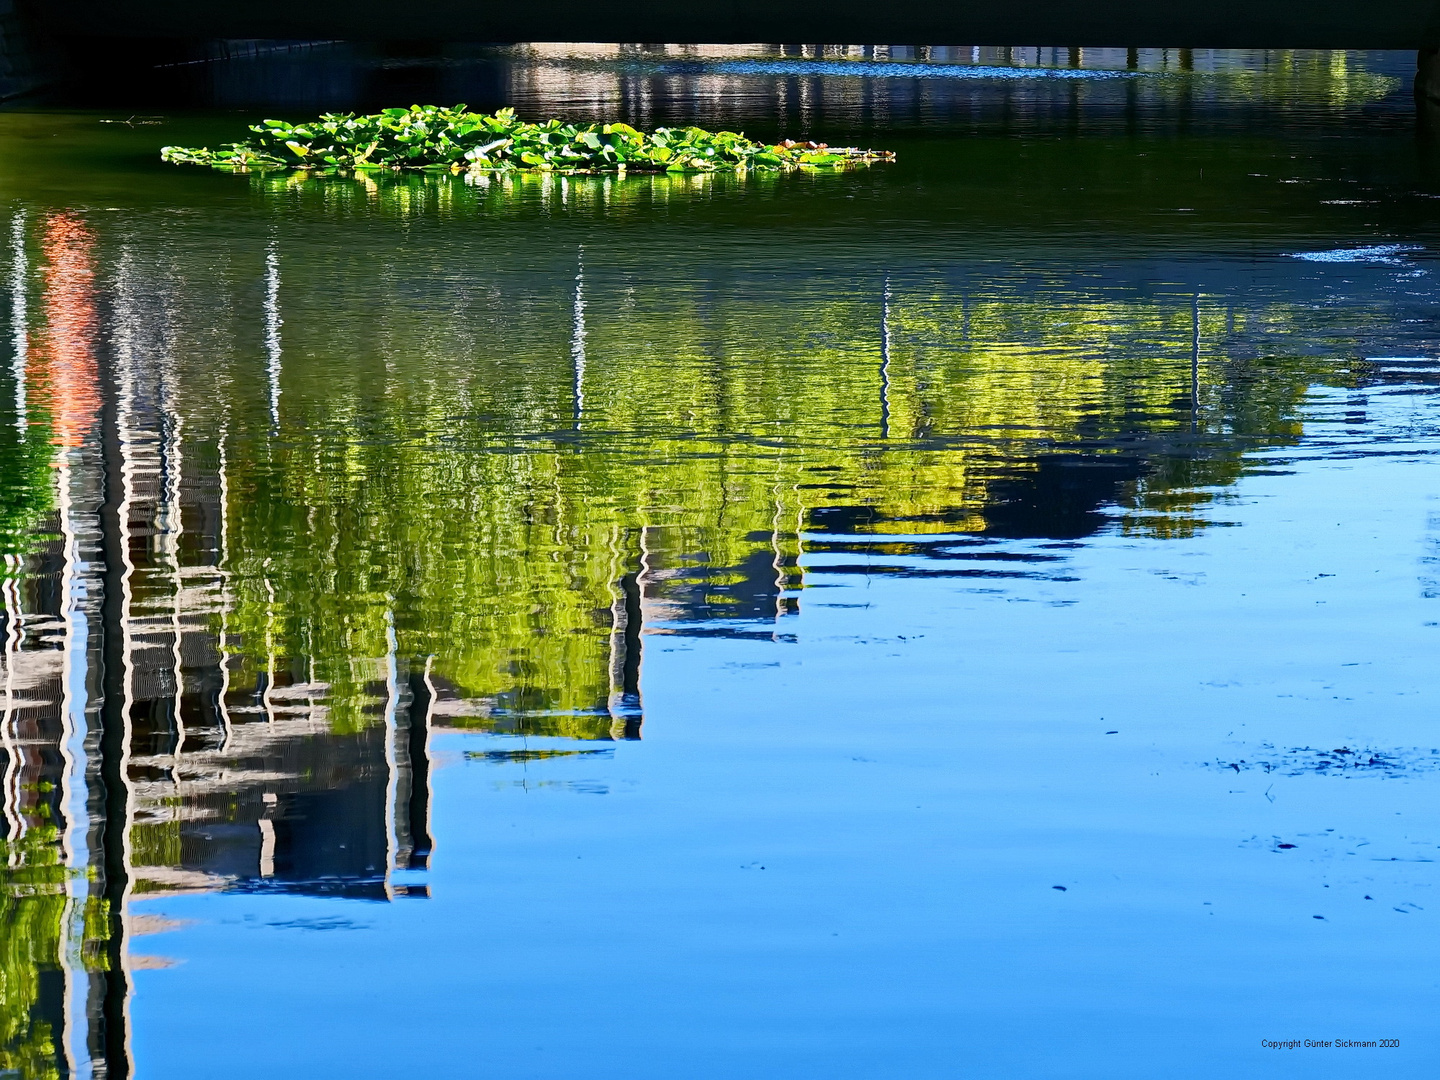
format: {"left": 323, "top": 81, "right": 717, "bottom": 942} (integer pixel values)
{"left": 161, "top": 105, "right": 895, "bottom": 175}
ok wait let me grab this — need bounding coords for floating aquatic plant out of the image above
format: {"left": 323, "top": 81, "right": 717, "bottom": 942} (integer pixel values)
{"left": 162, "top": 105, "right": 895, "bottom": 175}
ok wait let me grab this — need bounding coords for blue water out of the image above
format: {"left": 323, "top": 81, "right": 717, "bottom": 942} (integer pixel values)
{"left": 1, "top": 44, "right": 1438, "bottom": 1080}
{"left": 133, "top": 386, "right": 1440, "bottom": 1077}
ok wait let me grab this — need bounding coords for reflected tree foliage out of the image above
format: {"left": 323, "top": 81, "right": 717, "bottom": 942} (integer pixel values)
{"left": 0, "top": 139, "right": 1400, "bottom": 1077}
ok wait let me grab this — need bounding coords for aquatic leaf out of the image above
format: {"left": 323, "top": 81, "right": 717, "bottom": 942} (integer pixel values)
{"left": 161, "top": 106, "right": 896, "bottom": 177}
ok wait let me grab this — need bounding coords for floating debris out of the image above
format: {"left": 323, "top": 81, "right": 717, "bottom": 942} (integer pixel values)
{"left": 162, "top": 105, "right": 896, "bottom": 175}
{"left": 1208, "top": 745, "right": 1440, "bottom": 778}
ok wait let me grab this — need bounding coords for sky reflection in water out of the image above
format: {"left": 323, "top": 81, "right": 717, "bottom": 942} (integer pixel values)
{"left": 0, "top": 45, "right": 1438, "bottom": 1079}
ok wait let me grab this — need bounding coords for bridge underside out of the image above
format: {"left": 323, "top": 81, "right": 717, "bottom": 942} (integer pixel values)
{"left": 26, "top": 0, "right": 1440, "bottom": 50}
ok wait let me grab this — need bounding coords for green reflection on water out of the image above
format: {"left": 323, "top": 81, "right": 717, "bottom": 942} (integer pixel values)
{"left": 1, "top": 824, "right": 108, "bottom": 1080}
{"left": 197, "top": 173, "right": 1358, "bottom": 734}
{"left": 0, "top": 420, "right": 54, "bottom": 565}
{"left": 0, "top": 47, "right": 1428, "bottom": 1075}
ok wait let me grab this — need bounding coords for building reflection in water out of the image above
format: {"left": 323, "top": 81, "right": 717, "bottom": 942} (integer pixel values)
{"left": 60, "top": 41, "right": 1409, "bottom": 136}
{"left": 0, "top": 153, "right": 1381, "bottom": 1074}
{"left": 0, "top": 211, "right": 541, "bottom": 1079}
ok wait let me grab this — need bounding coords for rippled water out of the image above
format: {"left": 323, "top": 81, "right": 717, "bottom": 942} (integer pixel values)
{"left": 2, "top": 45, "right": 1438, "bottom": 1079}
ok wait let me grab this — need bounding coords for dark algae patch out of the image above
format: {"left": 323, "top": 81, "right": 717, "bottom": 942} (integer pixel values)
{"left": 162, "top": 104, "right": 896, "bottom": 175}
{"left": 1210, "top": 746, "right": 1440, "bottom": 778}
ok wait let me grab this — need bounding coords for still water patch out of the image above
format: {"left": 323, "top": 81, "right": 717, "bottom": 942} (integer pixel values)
{"left": 1, "top": 44, "right": 1438, "bottom": 1080}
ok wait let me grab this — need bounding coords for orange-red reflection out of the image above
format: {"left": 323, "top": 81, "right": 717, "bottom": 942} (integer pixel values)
{"left": 29, "top": 212, "right": 100, "bottom": 448}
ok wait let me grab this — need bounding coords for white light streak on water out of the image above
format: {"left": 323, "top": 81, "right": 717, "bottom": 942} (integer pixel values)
{"left": 55, "top": 453, "right": 94, "bottom": 1080}
{"left": 1290, "top": 243, "right": 1422, "bottom": 264}
{"left": 572, "top": 248, "right": 586, "bottom": 426}
{"left": 383, "top": 604, "right": 400, "bottom": 894}
{"left": 9, "top": 211, "right": 26, "bottom": 433}
{"left": 264, "top": 241, "right": 282, "bottom": 429}
{"left": 880, "top": 274, "right": 892, "bottom": 439}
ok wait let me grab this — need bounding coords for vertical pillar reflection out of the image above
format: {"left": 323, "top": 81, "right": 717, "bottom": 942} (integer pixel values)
{"left": 605, "top": 522, "right": 645, "bottom": 741}
{"left": 20, "top": 209, "right": 128, "bottom": 1080}
{"left": 880, "top": 274, "right": 892, "bottom": 439}
{"left": 382, "top": 606, "right": 402, "bottom": 894}
{"left": 405, "top": 657, "right": 435, "bottom": 870}
{"left": 264, "top": 240, "right": 282, "bottom": 431}
{"left": 216, "top": 430, "right": 234, "bottom": 751}
{"left": 1191, "top": 291, "right": 1202, "bottom": 430}
{"left": 56, "top": 444, "right": 97, "bottom": 1080}
{"left": 9, "top": 211, "right": 26, "bottom": 433}
{"left": 571, "top": 246, "right": 586, "bottom": 428}
{"left": 97, "top": 258, "right": 136, "bottom": 1080}
{"left": 34, "top": 214, "right": 101, "bottom": 453}
{"left": 31, "top": 208, "right": 106, "bottom": 1080}
{"left": 1, "top": 563, "right": 22, "bottom": 852}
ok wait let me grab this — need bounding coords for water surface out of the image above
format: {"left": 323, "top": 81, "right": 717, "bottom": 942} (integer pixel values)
{"left": 1, "top": 45, "right": 1439, "bottom": 1079}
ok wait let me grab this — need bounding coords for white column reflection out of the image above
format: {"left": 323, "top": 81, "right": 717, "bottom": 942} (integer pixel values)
{"left": 264, "top": 240, "right": 282, "bottom": 430}
{"left": 418, "top": 654, "right": 436, "bottom": 865}
{"left": 880, "top": 274, "right": 892, "bottom": 439}
{"left": 1, "top": 557, "right": 23, "bottom": 853}
{"left": 56, "top": 447, "right": 94, "bottom": 1080}
{"left": 160, "top": 401, "right": 185, "bottom": 775}
{"left": 109, "top": 275, "right": 141, "bottom": 1073}
{"left": 216, "top": 430, "right": 234, "bottom": 750}
{"left": 571, "top": 247, "right": 586, "bottom": 426}
{"left": 382, "top": 605, "right": 400, "bottom": 896}
{"left": 9, "top": 210, "right": 26, "bottom": 433}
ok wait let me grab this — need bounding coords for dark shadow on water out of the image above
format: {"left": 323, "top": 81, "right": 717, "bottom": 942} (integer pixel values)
{"left": 24, "top": 42, "right": 1421, "bottom": 145}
